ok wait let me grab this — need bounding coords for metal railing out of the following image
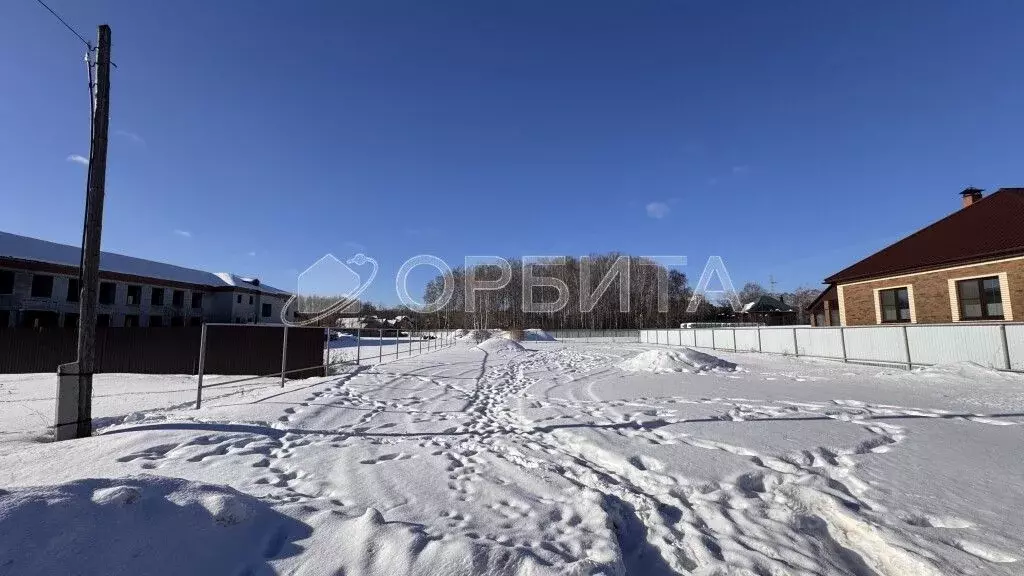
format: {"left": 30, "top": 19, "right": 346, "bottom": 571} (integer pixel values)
{"left": 548, "top": 329, "right": 640, "bottom": 343}
{"left": 195, "top": 326, "right": 459, "bottom": 409}
{"left": 324, "top": 328, "right": 458, "bottom": 373}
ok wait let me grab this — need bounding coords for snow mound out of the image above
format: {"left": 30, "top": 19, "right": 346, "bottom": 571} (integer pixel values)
{"left": 0, "top": 475, "right": 311, "bottom": 576}
{"left": 456, "top": 329, "right": 493, "bottom": 342}
{"left": 618, "top": 348, "right": 737, "bottom": 373}
{"left": 905, "top": 362, "right": 1024, "bottom": 381}
{"left": 476, "top": 337, "right": 527, "bottom": 355}
{"left": 523, "top": 328, "right": 556, "bottom": 341}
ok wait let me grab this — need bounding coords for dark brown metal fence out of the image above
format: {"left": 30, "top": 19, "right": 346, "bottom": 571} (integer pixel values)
{"left": 0, "top": 326, "right": 324, "bottom": 377}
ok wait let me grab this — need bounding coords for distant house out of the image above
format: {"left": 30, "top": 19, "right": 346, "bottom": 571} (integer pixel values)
{"left": 809, "top": 188, "right": 1024, "bottom": 326}
{"left": 0, "top": 231, "right": 293, "bottom": 328}
{"left": 738, "top": 295, "right": 797, "bottom": 326}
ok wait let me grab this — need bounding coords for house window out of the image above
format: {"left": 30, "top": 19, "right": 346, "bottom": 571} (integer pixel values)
{"left": 65, "top": 313, "right": 79, "bottom": 329}
{"left": 149, "top": 315, "right": 163, "bottom": 328}
{"left": 879, "top": 287, "right": 910, "bottom": 323}
{"left": 189, "top": 316, "right": 202, "bottom": 327}
{"left": 236, "top": 295, "right": 242, "bottom": 304}
{"left": 67, "top": 278, "right": 80, "bottom": 302}
{"left": 0, "top": 270, "right": 14, "bottom": 294}
{"left": 956, "top": 276, "right": 1004, "bottom": 320}
{"left": 124, "top": 314, "right": 140, "bottom": 327}
{"left": 99, "top": 282, "right": 116, "bottom": 305}
{"left": 0, "top": 310, "right": 10, "bottom": 327}
{"left": 126, "top": 285, "right": 142, "bottom": 305}
{"left": 172, "top": 290, "right": 185, "bottom": 307}
{"left": 170, "top": 316, "right": 184, "bottom": 327}
{"left": 97, "top": 314, "right": 110, "bottom": 327}
{"left": 151, "top": 288, "right": 165, "bottom": 306}
{"left": 191, "top": 292, "right": 203, "bottom": 308}
{"left": 249, "top": 295, "right": 254, "bottom": 305}
{"left": 262, "top": 303, "right": 272, "bottom": 317}
{"left": 30, "top": 275, "right": 54, "bottom": 298}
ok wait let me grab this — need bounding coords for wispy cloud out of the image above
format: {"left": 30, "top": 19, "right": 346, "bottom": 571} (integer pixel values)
{"left": 115, "top": 130, "right": 146, "bottom": 146}
{"left": 247, "top": 251, "right": 257, "bottom": 257}
{"left": 343, "top": 241, "right": 367, "bottom": 253}
{"left": 731, "top": 165, "right": 750, "bottom": 175}
{"left": 646, "top": 202, "right": 671, "bottom": 219}
{"left": 173, "top": 229, "right": 192, "bottom": 238}
{"left": 67, "top": 154, "right": 89, "bottom": 166}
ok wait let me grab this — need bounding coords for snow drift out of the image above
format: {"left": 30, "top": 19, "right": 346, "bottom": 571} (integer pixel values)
{"left": 522, "top": 328, "right": 556, "bottom": 341}
{"left": 618, "top": 348, "right": 737, "bottom": 373}
{"left": 455, "top": 329, "right": 494, "bottom": 342}
{"left": 476, "top": 337, "right": 527, "bottom": 355}
{"left": 0, "top": 475, "right": 311, "bottom": 576}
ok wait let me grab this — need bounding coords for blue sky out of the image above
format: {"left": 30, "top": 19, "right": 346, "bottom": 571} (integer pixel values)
{"left": 3, "top": 1, "right": 1023, "bottom": 303}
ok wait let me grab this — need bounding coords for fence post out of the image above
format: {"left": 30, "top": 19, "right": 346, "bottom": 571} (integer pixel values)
{"left": 792, "top": 327, "right": 799, "bottom": 356}
{"left": 1000, "top": 323, "right": 1011, "bottom": 370}
{"left": 711, "top": 329, "right": 716, "bottom": 350}
{"left": 280, "top": 324, "right": 289, "bottom": 387}
{"left": 757, "top": 327, "right": 762, "bottom": 353}
{"left": 378, "top": 328, "right": 383, "bottom": 363}
{"left": 195, "top": 323, "right": 207, "bottom": 409}
{"left": 839, "top": 327, "right": 848, "bottom": 363}
{"left": 324, "top": 327, "right": 329, "bottom": 374}
{"left": 902, "top": 325, "right": 912, "bottom": 370}
{"left": 732, "top": 328, "right": 737, "bottom": 352}
{"left": 356, "top": 327, "right": 361, "bottom": 365}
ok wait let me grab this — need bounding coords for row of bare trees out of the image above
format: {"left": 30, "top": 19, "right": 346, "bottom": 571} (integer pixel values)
{"left": 416, "top": 255, "right": 696, "bottom": 330}
{"left": 291, "top": 255, "right": 822, "bottom": 329}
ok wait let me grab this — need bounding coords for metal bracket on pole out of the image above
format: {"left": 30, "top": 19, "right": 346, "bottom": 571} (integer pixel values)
{"left": 902, "top": 325, "right": 912, "bottom": 370}
{"left": 1000, "top": 323, "right": 1011, "bottom": 370}
{"left": 196, "top": 323, "right": 207, "bottom": 409}
{"left": 280, "top": 325, "right": 289, "bottom": 387}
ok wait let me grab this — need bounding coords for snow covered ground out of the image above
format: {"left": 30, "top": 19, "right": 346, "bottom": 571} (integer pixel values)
{"left": 2, "top": 340, "right": 1023, "bottom": 575}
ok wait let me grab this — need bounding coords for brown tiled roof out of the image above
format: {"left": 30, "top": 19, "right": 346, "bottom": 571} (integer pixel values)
{"left": 825, "top": 188, "right": 1024, "bottom": 284}
{"left": 806, "top": 284, "right": 836, "bottom": 311}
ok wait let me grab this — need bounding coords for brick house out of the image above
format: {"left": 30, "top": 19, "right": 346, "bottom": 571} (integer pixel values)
{"left": 809, "top": 188, "right": 1024, "bottom": 326}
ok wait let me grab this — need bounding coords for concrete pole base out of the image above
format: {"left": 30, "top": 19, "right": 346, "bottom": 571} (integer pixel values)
{"left": 55, "top": 362, "right": 93, "bottom": 441}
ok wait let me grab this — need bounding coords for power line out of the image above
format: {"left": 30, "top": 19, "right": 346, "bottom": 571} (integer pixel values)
{"left": 33, "top": 0, "right": 92, "bottom": 49}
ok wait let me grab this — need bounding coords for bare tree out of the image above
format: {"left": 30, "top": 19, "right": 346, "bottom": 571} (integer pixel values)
{"left": 738, "top": 282, "right": 767, "bottom": 304}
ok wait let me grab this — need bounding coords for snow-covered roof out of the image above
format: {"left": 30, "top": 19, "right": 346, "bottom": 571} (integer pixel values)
{"left": 740, "top": 295, "right": 795, "bottom": 314}
{"left": 0, "top": 231, "right": 290, "bottom": 295}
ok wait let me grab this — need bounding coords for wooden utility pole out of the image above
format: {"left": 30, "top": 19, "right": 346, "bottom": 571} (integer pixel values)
{"left": 55, "top": 25, "right": 111, "bottom": 441}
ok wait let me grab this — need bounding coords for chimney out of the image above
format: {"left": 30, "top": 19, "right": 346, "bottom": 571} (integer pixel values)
{"left": 960, "top": 187, "right": 984, "bottom": 208}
